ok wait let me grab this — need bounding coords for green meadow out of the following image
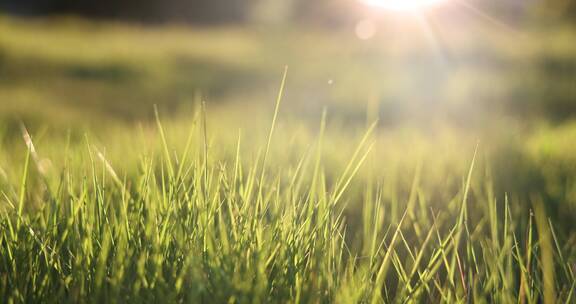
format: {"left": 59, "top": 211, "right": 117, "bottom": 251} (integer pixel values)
{"left": 0, "top": 16, "right": 575, "bottom": 302}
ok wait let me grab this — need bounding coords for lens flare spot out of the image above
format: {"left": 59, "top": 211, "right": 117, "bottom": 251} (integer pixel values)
{"left": 355, "top": 19, "right": 377, "bottom": 40}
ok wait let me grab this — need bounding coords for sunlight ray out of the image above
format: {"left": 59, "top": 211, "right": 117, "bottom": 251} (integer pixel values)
{"left": 454, "top": 0, "right": 524, "bottom": 36}
{"left": 414, "top": 12, "right": 450, "bottom": 65}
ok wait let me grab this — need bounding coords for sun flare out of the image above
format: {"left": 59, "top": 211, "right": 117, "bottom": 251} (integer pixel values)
{"left": 361, "top": 0, "right": 447, "bottom": 11}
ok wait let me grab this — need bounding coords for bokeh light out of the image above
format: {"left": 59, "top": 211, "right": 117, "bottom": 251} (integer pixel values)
{"left": 355, "top": 19, "right": 377, "bottom": 40}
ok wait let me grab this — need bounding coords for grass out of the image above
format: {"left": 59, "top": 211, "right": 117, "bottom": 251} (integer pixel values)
{"left": 1, "top": 15, "right": 576, "bottom": 303}
{"left": 1, "top": 74, "right": 575, "bottom": 303}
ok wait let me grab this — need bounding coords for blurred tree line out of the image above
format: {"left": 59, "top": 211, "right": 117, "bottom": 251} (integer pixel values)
{"left": 538, "top": 0, "right": 576, "bottom": 20}
{"left": 0, "top": 0, "right": 574, "bottom": 25}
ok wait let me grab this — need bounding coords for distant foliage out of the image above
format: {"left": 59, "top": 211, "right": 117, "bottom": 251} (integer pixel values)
{"left": 2, "top": 0, "right": 576, "bottom": 25}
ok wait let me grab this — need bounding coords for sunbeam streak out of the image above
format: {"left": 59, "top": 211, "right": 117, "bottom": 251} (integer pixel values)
{"left": 453, "top": 0, "right": 523, "bottom": 35}
{"left": 414, "top": 13, "right": 450, "bottom": 65}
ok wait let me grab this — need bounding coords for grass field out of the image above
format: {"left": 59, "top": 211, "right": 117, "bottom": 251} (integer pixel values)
{"left": 1, "top": 16, "right": 576, "bottom": 302}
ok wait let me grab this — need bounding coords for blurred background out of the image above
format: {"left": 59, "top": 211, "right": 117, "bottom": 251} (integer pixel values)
{"left": 1, "top": 0, "right": 575, "bottom": 126}
{"left": 1, "top": 0, "right": 576, "bottom": 227}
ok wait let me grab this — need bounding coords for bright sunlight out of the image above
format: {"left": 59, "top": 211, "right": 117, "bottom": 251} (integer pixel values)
{"left": 361, "top": 0, "right": 448, "bottom": 11}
